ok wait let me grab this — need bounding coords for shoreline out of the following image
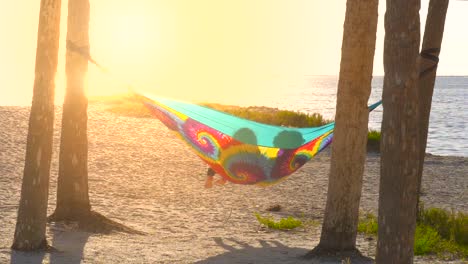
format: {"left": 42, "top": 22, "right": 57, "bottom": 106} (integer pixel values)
{"left": 0, "top": 104, "right": 466, "bottom": 263}
{"left": 3, "top": 101, "right": 467, "bottom": 158}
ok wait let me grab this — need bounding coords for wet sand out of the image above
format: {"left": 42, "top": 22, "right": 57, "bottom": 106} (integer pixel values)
{"left": 0, "top": 104, "right": 466, "bottom": 263}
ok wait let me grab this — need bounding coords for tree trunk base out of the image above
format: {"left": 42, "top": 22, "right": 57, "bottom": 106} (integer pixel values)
{"left": 303, "top": 244, "right": 373, "bottom": 263}
{"left": 48, "top": 210, "right": 145, "bottom": 235}
{"left": 11, "top": 239, "right": 52, "bottom": 252}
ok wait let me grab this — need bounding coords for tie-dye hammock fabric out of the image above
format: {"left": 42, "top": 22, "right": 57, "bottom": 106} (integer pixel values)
{"left": 135, "top": 92, "right": 381, "bottom": 186}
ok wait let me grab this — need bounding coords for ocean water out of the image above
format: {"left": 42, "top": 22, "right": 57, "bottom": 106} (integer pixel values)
{"left": 2, "top": 76, "right": 466, "bottom": 157}
{"left": 242, "top": 76, "right": 468, "bottom": 157}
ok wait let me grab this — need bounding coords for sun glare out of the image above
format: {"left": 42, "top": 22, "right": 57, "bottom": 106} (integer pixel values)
{"left": 87, "top": 4, "right": 167, "bottom": 97}
{"left": 110, "top": 14, "right": 155, "bottom": 56}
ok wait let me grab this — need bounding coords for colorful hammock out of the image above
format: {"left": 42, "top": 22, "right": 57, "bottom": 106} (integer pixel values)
{"left": 135, "top": 92, "right": 381, "bottom": 186}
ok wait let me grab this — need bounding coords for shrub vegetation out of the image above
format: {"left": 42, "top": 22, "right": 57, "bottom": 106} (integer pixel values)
{"left": 90, "top": 94, "right": 153, "bottom": 118}
{"left": 203, "top": 103, "right": 328, "bottom": 127}
{"left": 93, "top": 94, "right": 381, "bottom": 145}
{"left": 358, "top": 207, "right": 468, "bottom": 259}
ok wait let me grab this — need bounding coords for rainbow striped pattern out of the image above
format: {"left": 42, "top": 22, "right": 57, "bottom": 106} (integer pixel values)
{"left": 137, "top": 93, "right": 334, "bottom": 186}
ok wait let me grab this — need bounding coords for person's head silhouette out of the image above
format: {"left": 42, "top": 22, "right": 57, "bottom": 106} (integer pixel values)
{"left": 273, "top": 130, "right": 305, "bottom": 149}
{"left": 233, "top": 128, "right": 257, "bottom": 145}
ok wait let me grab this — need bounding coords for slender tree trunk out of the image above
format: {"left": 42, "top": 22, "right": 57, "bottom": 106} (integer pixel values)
{"left": 312, "top": 0, "right": 378, "bottom": 252}
{"left": 51, "top": 0, "right": 91, "bottom": 221}
{"left": 376, "top": 0, "right": 421, "bottom": 263}
{"left": 416, "top": 0, "right": 449, "bottom": 216}
{"left": 11, "top": 0, "right": 61, "bottom": 251}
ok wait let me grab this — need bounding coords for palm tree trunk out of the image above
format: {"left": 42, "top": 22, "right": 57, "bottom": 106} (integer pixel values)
{"left": 376, "top": 0, "right": 421, "bottom": 263}
{"left": 11, "top": 0, "right": 61, "bottom": 251}
{"left": 51, "top": 0, "right": 91, "bottom": 221}
{"left": 310, "top": 0, "right": 378, "bottom": 253}
{"left": 416, "top": 0, "right": 449, "bottom": 216}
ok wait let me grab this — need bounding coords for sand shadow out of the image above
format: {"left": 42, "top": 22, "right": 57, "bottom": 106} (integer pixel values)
{"left": 10, "top": 250, "right": 46, "bottom": 264}
{"left": 9, "top": 225, "right": 89, "bottom": 264}
{"left": 304, "top": 246, "right": 374, "bottom": 264}
{"left": 195, "top": 237, "right": 310, "bottom": 264}
{"left": 48, "top": 225, "right": 90, "bottom": 264}
{"left": 48, "top": 211, "right": 146, "bottom": 235}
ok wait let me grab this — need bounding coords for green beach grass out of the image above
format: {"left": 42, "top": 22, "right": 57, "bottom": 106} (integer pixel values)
{"left": 254, "top": 213, "right": 303, "bottom": 230}
{"left": 254, "top": 213, "right": 319, "bottom": 231}
{"left": 358, "top": 207, "right": 468, "bottom": 259}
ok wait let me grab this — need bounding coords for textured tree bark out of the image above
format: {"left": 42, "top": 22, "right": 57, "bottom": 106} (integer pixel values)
{"left": 416, "top": 0, "right": 449, "bottom": 216}
{"left": 376, "top": 0, "right": 421, "bottom": 263}
{"left": 11, "top": 0, "right": 61, "bottom": 251}
{"left": 51, "top": 0, "right": 91, "bottom": 221}
{"left": 312, "top": 0, "right": 378, "bottom": 253}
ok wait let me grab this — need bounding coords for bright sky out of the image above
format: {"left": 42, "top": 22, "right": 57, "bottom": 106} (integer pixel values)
{"left": 1, "top": 0, "right": 467, "bottom": 106}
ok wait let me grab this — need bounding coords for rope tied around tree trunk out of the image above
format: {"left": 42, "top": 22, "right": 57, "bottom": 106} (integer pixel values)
{"left": 419, "top": 48, "right": 440, "bottom": 78}
{"left": 66, "top": 40, "right": 106, "bottom": 72}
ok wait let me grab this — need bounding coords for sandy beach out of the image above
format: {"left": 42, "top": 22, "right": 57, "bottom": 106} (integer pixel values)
{"left": 0, "top": 104, "right": 466, "bottom": 264}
